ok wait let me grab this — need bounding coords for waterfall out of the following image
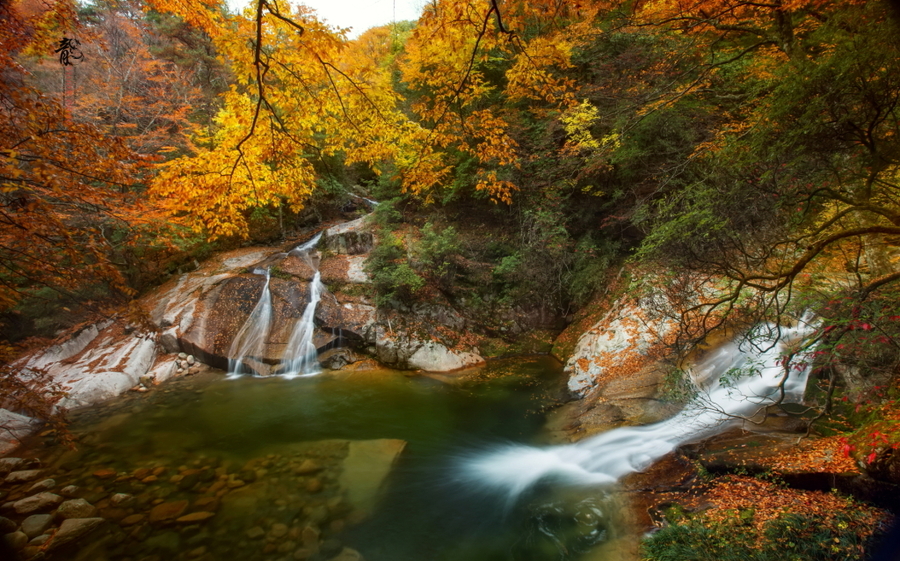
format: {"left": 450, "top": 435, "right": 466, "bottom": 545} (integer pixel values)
{"left": 227, "top": 269, "right": 273, "bottom": 377}
{"left": 280, "top": 232, "right": 324, "bottom": 378}
{"left": 461, "top": 317, "right": 819, "bottom": 503}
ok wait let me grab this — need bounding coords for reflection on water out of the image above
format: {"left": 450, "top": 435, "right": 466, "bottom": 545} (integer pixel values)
{"left": 13, "top": 356, "right": 626, "bottom": 561}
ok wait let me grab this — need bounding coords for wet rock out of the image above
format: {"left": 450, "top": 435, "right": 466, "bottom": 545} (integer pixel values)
{"left": 149, "top": 500, "right": 189, "bottom": 523}
{"left": 5, "top": 470, "right": 43, "bottom": 484}
{"left": 109, "top": 493, "right": 134, "bottom": 507}
{"left": 28, "top": 533, "right": 51, "bottom": 546}
{"left": 56, "top": 498, "right": 97, "bottom": 519}
{"left": 5, "top": 530, "right": 28, "bottom": 549}
{"left": 0, "top": 458, "right": 26, "bottom": 476}
{"left": 59, "top": 485, "right": 81, "bottom": 498}
{"left": 0, "top": 516, "right": 16, "bottom": 533}
{"left": 27, "top": 478, "right": 55, "bottom": 493}
{"left": 13, "top": 492, "right": 63, "bottom": 515}
{"left": 20, "top": 514, "right": 54, "bottom": 538}
{"left": 47, "top": 517, "right": 105, "bottom": 551}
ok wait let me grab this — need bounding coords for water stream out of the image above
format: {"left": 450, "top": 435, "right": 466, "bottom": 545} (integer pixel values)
{"left": 462, "top": 319, "right": 818, "bottom": 504}
{"left": 228, "top": 233, "right": 325, "bottom": 378}
{"left": 227, "top": 269, "right": 273, "bottom": 376}
{"left": 280, "top": 231, "right": 325, "bottom": 378}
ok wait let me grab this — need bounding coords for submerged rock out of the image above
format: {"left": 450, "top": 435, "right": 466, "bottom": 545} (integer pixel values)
{"left": 48, "top": 517, "right": 105, "bottom": 551}
{"left": 339, "top": 439, "right": 407, "bottom": 513}
{"left": 13, "top": 492, "right": 63, "bottom": 515}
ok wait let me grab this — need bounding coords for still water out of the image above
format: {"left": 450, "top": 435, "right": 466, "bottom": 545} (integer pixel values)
{"left": 22, "top": 357, "right": 624, "bottom": 561}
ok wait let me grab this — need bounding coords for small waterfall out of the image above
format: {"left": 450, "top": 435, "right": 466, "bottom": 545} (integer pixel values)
{"left": 227, "top": 269, "right": 273, "bottom": 376}
{"left": 461, "top": 318, "right": 819, "bottom": 503}
{"left": 280, "top": 232, "right": 324, "bottom": 378}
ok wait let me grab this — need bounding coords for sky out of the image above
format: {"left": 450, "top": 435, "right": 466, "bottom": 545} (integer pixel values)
{"left": 228, "top": 0, "right": 425, "bottom": 38}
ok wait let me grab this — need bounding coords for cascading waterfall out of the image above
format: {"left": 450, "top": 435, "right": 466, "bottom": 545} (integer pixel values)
{"left": 461, "top": 317, "right": 819, "bottom": 504}
{"left": 280, "top": 232, "right": 324, "bottom": 378}
{"left": 227, "top": 268, "right": 273, "bottom": 377}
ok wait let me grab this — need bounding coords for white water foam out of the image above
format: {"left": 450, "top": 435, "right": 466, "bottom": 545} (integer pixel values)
{"left": 227, "top": 269, "right": 273, "bottom": 377}
{"left": 462, "top": 318, "right": 818, "bottom": 502}
{"left": 281, "top": 232, "right": 325, "bottom": 378}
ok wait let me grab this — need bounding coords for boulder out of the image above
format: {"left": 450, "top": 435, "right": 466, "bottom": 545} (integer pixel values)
{"left": 407, "top": 341, "right": 483, "bottom": 372}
